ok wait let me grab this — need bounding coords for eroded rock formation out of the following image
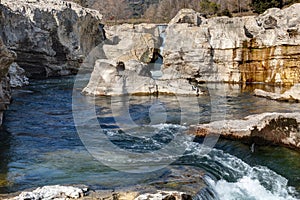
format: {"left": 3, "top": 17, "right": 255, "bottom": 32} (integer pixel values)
{"left": 103, "top": 23, "right": 160, "bottom": 63}
{"left": 163, "top": 5, "right": 300, "bottom": 85}
{"left": 82, "top": 23, "right": 202, "bottom": 96}
{"left": 192, "top": 112, "right": 300, "bottom": 150}
{"left": 0, "top": 37, "right": 15, "bottom": 125}
{"left": 83, "top": 4, "right": 300, "bottom": 96}
{"left": 0, "top": 0, "right": 104, "bottom": 78}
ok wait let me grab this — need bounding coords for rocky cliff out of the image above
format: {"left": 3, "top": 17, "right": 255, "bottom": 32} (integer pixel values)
{"left": 83, "top": 4, "right": 300, "bottom": 96}
{"left": 163, "top": 4, "right": 300, "bottom": 85}
{"left": 82, "top": 23, "right": 203, "bottom": 96}
{"left": 0, "top": 0, "right": 104, "bottom": 78}
{"left": 0, "top": 37, "right": 15, "bottom": 125}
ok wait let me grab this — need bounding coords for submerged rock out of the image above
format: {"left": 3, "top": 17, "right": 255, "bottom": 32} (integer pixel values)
{"left": 0, "top": 0, "right": 104, "bottom": 78}
{"left": 254, "top": 84, "right": 300, "bottom": 102}
{"left": 192, "top": 112, "right": 300, "bottom": 149}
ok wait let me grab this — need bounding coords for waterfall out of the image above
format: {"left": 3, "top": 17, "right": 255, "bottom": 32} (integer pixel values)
{"left": 150, "top": 25, "right": 167, "bottom": 80}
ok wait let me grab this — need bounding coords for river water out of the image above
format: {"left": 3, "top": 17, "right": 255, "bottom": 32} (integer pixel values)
{"left": 0, "top": 76, "right": 300, "bottom": 200}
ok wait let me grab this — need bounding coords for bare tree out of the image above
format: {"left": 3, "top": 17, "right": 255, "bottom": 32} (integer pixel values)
{"left": 92, "top": 0, "right": 132, "bottom": 22}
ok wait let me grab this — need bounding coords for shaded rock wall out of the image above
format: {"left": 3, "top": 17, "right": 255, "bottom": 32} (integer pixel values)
{"left": 0, "top": 0, "right": 104, "bottom": 78}
{"left": 163, "top": 5, "right": 300, "bottom": 85}
{"left": 0, "top": 37, "right": 15, "bottom": 125}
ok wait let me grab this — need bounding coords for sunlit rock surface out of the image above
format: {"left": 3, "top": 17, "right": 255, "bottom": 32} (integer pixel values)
{"left": 12, "top": 185, "right": 88, "bottom": 200}
{"left": 82, "top": 59, "right": 202, "bottom": 96}
{"left": 103, "top": 24, "right": 160, "bottom": 63}
{"left": 84, "top": 4, "right": 300, "bottom": 96}
{"left": 163, "top": 4, "right": 300, "bottom": 85}
{"left": 0, "top": 0, "right": 104, "bottom": 78}
{"left": 192, "top": 112, "right": 300, "bottom": 150}
{"left": 5, "top": 166, "right": 206, "bottom": 200}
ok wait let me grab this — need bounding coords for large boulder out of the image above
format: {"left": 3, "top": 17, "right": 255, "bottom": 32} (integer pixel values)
{"left": 163, "top": 4, "right": 300, "bottom": 85}
{"left": 0, "top": 0, "right": 104, "bottom": 78}
{"left": 103, "top": 23, "right": 160, "bottom": 63}
{"left": 191, "top": 112, "right": 300, "bottom": 150}
{"left": 0, "top": 37, "right": 15, "bottom": 125}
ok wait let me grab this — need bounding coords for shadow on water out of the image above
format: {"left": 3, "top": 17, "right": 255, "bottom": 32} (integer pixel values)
{"left": 0, "top": 129, "right": 11, "bottom": 193}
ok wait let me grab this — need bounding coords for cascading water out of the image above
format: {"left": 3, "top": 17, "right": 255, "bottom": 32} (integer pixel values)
{"left": 150, "top": 25, "right": 167, "bottom": 80}
{"left": 182, "top": 142, "right": 299, "bottom": 200}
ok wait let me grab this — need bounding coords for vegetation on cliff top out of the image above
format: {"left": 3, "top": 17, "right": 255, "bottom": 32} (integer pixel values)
{"left": 69, "top": 0, "right": 300, "bottom": 23}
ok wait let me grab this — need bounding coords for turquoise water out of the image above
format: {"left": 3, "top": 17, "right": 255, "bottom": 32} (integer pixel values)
{"left": 0, "top": 76, "right": 299, "bottom": 199}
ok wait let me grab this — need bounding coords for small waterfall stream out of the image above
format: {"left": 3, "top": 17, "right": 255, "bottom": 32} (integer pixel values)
{"left": 150, "top": 25, "right": 167, "bottom": 80}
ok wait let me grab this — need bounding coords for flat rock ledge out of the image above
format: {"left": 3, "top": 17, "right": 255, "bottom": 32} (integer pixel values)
{"left": 1, "top": 185, "right": 194, "bottom": 200}
{"left": 191, "top": 112, "right": 300, "bottom": 150}
{"left": 254, "top": 84, "right": 300, "bottom": 102}
{"left": 2, "top": 166, "right": 207, "bottom": 200}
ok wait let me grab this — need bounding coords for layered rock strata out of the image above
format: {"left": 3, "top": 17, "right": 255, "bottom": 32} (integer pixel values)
{"left": 163, "top": 5, "right": 300, "bottom": 85}
{"left": 192, "top": 112, "right": 300, "bottom": 150}
{"left": 0, "top": 0, "right": 104, "bottom": 78}
{"left": 84, "top": 4, "right": 300, "bottom": 96}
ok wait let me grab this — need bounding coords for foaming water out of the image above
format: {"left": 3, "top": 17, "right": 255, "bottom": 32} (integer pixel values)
{"left": 0, "top": 76, "right": 300, "bottom": 199}
{"left": 184, "top": 142, "right": 299, "bottom": 199}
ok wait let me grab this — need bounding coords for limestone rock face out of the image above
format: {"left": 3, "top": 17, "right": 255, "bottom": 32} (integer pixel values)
{"left": 192, "top": 112, "right": 300, "bottom": 150}
{"left": 103, "top": 24, "right": 160, "bottom": 63}
{"left": 0, "top": 0, "right": 104, "bottom": 78}
{"left": 163, "top": 4, "right": 300, "bottom": 85}
{"left": 0, "top": 37, "right": 15, "bottom": 125}
{"left": 82, "top": 23, "right": 203, "bottom": 96}
{"left": 82, "top": 59, "right": 201, "bottom": 96}
{"left": 254, "top": 84, "right": 300, "bottom": 102}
